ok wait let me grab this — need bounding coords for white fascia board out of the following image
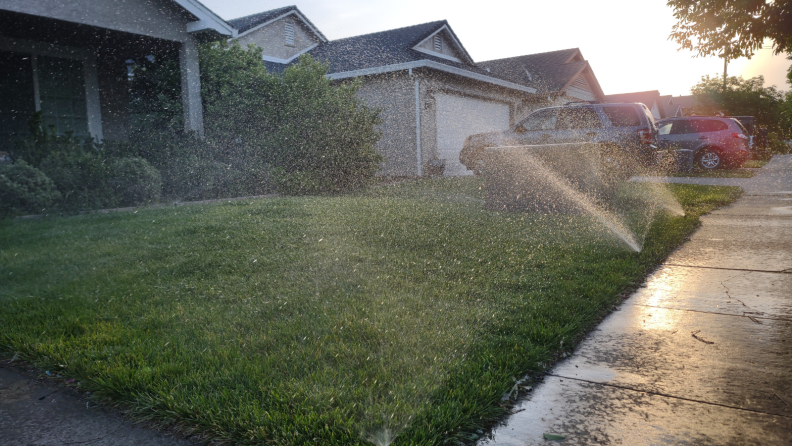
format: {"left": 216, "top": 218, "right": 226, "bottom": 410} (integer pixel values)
{"left": 327, "top": 60, "right": 537, "bottom": 94}
{"left": 412, "top": 47, "right": 462, "bottom": 63}
{"left": 412, "top": 25, "right": 473, "bottom": 65}
{"left": 262, "top": 43, "right": 319, "bottom": 64}
{"left": 235, "top": 11, "right": 328, "bottom": 42}
{"left": 174, "top": 0, "right": 237, "bottom": 37}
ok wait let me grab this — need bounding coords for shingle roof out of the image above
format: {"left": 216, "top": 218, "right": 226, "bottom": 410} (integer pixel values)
{"left": 664, "top": 104, "right": 682, "bottom": 117}
{"left": 477, "top": 49, "right": 596, "bottom": 96}
{"left": 671, "top": 95, "right": 695, "bottom": 109}
{"left": 228, "top": 5, "right": 327, "bottom": 41}
{"left": 604, "top": 90, "right": 660, "bottom": 109}
{"left": 306, "top": 20, "right": 494, "bottom": 78}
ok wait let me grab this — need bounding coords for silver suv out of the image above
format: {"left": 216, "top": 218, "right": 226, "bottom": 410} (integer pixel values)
{"left": 459, "top": 102, "right": 659, "bottom": 175}
{"left": 657, "top": 117, "right": 751, "bottom": 169}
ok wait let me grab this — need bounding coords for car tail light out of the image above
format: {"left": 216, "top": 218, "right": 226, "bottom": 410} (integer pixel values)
{"left": 732, "top": 133, "right": 749, "bottom": 140}
{"left": 637, "top": 128, "right": 653, "bottom": 144}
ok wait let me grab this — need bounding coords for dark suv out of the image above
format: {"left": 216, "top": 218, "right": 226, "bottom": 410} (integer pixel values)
{"left": 459, "top": 102, "right": 659, "bottom": 175}
{"left": 656, "top": 117, "right": 751, "bottom": 169}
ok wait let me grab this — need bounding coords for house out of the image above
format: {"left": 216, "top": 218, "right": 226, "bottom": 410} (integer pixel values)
{"left": 604, "top": 90, "right": 666, "bottom": 119}
{"left": 0, "top": 0, "right": 235, "bottom": 149}
{"left": 230, "top": 7, "right": 606, "bottom": 177}
{"left": 604, "top": 91, "right": 697, "bottom": 120}
{"left": 478, "top": 48, "right": 606, "bottom": 115}
{"left": 667, "top": 95, "right": 695, "bottom": 116}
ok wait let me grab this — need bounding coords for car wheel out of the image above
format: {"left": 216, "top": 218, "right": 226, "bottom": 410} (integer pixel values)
{"left": 697, "top": 148, "right": 722, "bottom": 170}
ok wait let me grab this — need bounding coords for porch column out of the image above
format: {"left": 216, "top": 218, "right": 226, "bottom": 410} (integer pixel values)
{"left": 179, "top": 35, "right": 204, "bottom": 137}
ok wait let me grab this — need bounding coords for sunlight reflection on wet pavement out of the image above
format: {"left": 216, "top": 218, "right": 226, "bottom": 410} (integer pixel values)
{"left": 480, "top": 185, "right": 792, "bottom": 445}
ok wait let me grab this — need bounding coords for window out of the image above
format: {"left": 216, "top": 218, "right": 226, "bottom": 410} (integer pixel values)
{"left": 38, "top": 56, "right": 88, "bottom": 137}
{"left": 668, "top": 120, "right": 693, "bottom": 135}
{"left": 703, "top": 120, "right": 729, "bottom": 132}
{"left": 658, "top": 122, "right": 673, "bottom": 135}
{"left": 556, "top": 108, "right": 601, "bottom": 130}
{"left": 0, "top": 50, "right": 36, "bottom": 146}
{"left": 0, "top": 51, "right": 88, "bottom": 141}
{"left": 520, "top": 108, "right": 558, "bottom": 131}
{"left": 601, "top": 106, "right": 641, "bottom": 127}
{"left": 433, "top": 35, "right": 442, "bottom": 52}
{"left": 285, "top": 22, "right": 295, "bottom": 45}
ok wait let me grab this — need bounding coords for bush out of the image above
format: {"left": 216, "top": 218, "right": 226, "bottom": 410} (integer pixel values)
{"left": 127, "top": 44, "right": 381, "bottom": 198}
{"left": 0, "top": 160, "right": 61, "bottom": 217}
{"left": 39, "top": 149, "right": 114, "bottom": 210}
{"left": 108, "top": 157, "right": 162, "bottom": 206}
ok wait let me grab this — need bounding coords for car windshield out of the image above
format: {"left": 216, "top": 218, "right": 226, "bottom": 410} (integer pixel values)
{"left": 520, "top": 108, "right": 558, "bottom": 131}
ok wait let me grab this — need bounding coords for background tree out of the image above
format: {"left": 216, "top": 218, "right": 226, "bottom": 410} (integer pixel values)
{"left": 667, "top": 0, "right": 792, "bottom": 59}
{"left": 690, "top": 75, "right": 787, "bottom": 131}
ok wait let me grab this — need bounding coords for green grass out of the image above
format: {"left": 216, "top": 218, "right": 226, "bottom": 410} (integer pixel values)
{"left": 742, "top": 159, "right": 769, "bottom": 169}
{"left": 0, "top": 179, "right": 741, "bottom": 445}
{"left": 670, "top": 169, "right": 756, "bottom": 178}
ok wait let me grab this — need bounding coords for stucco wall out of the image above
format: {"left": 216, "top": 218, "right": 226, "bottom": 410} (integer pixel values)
{"left": 236, "top": 17, "right": 319, "bottom": 61}
{"left": 0, "top": 0, "right": 193, "bottom": 42}
{"left": 355, "top": 72, "right": 418, "bottom": 176}
{"left": 352, "top": 69, "right": 539, "bottom": 176}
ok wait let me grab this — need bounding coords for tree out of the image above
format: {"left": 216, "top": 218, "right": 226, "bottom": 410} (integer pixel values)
{"left": 668, "top": 0, "right": 792, "bottom": 59}
{"left": 690, "top": 75, "right": 787, "bottom": 132}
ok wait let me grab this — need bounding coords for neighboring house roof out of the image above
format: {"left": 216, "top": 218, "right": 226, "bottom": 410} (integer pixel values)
{"left": 604, "top": 90, "right": 660, "bottom": 108}
{"left": 228, "top": 5, "right": 327, "bottom": 41}
{"left": 307, "top": 20, "right": 537, "bottom": 94}
{"left": 477, "top": 48, "right": 605, "bottom": 100}
{"left": 670, "top": 95, "right": 695, "bottom": 109}
{"left": 664, "top": 104, "right": 682, "bottom": 117}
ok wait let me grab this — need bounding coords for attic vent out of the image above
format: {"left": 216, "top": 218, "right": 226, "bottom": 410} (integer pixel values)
{"left": 572, "top": 77, "right": 591, "bottom": 92}
{"left": 433, "top": 35, "right": 442, "bottom": 52}
{"left": 285, "top": 22, "right": 295, "bottom": 45}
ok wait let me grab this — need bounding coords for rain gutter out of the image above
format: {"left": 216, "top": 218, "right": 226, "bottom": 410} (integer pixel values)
{"left": 326, "top": 60, "right": 538, "bottom": 94}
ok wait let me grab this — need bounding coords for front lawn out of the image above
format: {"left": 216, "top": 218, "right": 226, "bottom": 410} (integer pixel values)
{"left": 0, "top": 179, "right": 740, "bottom": 445}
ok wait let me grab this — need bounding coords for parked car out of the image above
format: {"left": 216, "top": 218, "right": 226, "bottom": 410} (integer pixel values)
{"left": 459, "top": 102, "right": 660, "bottom": 178}
{"left": 656, "top": 117, "right": 751, "bottom": 169}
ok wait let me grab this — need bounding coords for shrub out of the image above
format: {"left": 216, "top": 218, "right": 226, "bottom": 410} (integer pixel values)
{"left": 108, "top": 157, "right": 162, "bottom": 206}
{"left": 39, "top": 149, "right": 114, "bottom": 210}
{"left": 0, "top": 160, "right": 61, "bottom": 217}
{"left": 126, "top": 44, "right": 381, "bottom": 198}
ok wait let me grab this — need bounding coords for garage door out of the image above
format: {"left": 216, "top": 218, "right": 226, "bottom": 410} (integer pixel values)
{"left": 435, "top": 94, "right": 511, "bottom": 176}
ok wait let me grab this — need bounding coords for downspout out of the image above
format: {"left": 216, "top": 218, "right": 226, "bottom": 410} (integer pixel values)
{"left": 410, "top": 68, "right": 422, "bottom": 176}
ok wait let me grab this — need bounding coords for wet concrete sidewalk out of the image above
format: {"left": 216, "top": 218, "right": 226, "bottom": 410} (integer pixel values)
{"left": 482, "top": 155, "right": 792, "bottom": 445}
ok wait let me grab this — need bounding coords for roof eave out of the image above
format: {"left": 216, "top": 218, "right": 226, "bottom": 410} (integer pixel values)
{"left": 326, "top": 60, "right": 537, "bottom": 94}
{"left": 175, "top": 0, "right": 237, "bottom": 37}
{"left": 234, "top": 9, "right": 327, "bottom": 42}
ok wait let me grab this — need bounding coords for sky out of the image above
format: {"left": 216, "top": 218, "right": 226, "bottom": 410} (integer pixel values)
{"left": 201, "top": 0, "right": 790, "bottom": 97}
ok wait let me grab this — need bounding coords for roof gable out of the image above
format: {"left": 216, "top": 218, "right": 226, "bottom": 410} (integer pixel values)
{"left": 306, "top": 20, "right": 484, "bottom": 74}
{"left": 228, "top": 5, "right": 327, "bottom": 42}
{"left": 411, "top": 24, "right": 474, "bottom": 65}
{"left": 478, "top": 48, "right": 604, "bottom": 99}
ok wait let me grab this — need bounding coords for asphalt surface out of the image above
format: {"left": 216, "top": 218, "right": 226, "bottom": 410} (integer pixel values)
{"left": 0, "top": 365, "right": 198, "bottom": 446}
{"left": 481, "top": 155, "right": 792, "bottom": 446}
